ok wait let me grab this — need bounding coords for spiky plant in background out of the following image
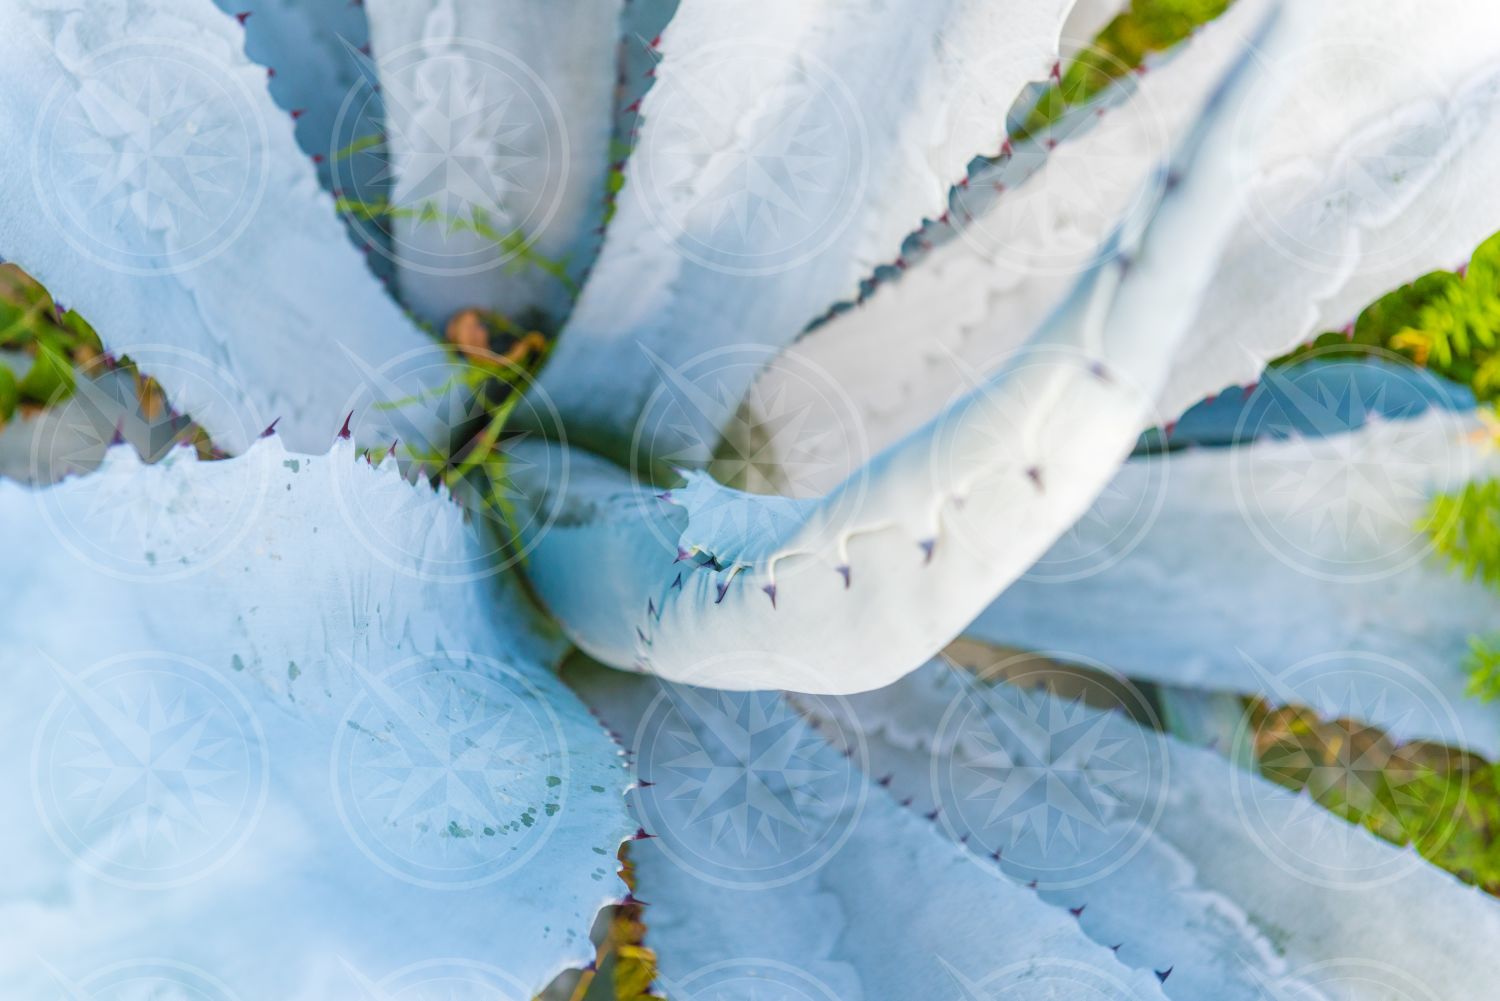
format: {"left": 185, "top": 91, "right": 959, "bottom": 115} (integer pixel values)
{"left": 4, "top": 0, "right": 1500, "bottom": 999}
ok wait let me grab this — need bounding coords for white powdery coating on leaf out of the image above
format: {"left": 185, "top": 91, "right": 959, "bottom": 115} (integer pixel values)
{"left": 0, "top": 0, "right": 445, "bottom": 455}
{"left": 0, "top": 439, "right": 634, "bottom": 998}
{"left": 809, "top": 660, "right": 1500, "bottom": 1001}
{"left": 566, "top": 661, "right": 1172, "bottom": 1001}
{"left": 533, "top": 0, "right": 1080, "bottom": 461}
{"left": 969, "top": 407, "right": 1500, "bottom": 756}
{"left": 364, "top": 0, "right": 622, "bottom": 327}
{"left": 751, "top": 0, "right": 1500, "bottom": 488}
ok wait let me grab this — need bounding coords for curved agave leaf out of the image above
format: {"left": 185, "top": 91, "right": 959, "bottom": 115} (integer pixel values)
{"left": 967, "top": 399, "right": 1500, "bottom": 755}
{"left": 0, "top": 0, "right": 442, "bottom": 455}
{"left": 803, "top": 659, "right": 1500, "bottom": 1000}
{"left": 0, "top": 439, "right": 634, "bottom": 997}
{"left": 533, "top": 0, "right": 1086, "bottom": 464}
{"left": 564, "top": 659, "right": 1173, "bottom": 1001}
{"left": 748, "top": 0, "right": 1500, "bottom": 490}
{"left": 211, "top": 0, "right": 374, "bottom": 181}
{"left": 511, "top": 13, "right": 1294, "bottom": 693}
{"left": 363, "top": 0, "right": 623, "bottom": 327}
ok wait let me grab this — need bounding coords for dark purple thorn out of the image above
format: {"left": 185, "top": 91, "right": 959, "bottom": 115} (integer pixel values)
{"left": 674, "top": 546, "right": 691, "bottom": 563}
{"left": 260, "top": 416, "right": 281, "bottom": 438}
{"left": 635, "top": 627, "right": 650, "bottom": 646}
{"left": 235, "top": 11, "right": 252, "bottom": 24}
{"left": 1163, "top": 420, "right": 1177, "bottom": 441}
{"left": 110, "top": 421, "right": 125, "bottom": 446}
{"left": 899, "top": 796, "right": 913, "bottom": 808}
{"left": 1110, "top": 944, "right": 1122, "bottom": 953}
{"left": 877, "top": 774, "right": 892, "bottom": 787}
{"left": 621, "top": 893, "right": 649, "bottom": 907}
{"left": 1027, "top": 879, "right": 1038, "bottom": 889}
{"left": 836, "top": 564, "right": 852, "bottom": 589}
{"left": 842, "top": 745, "right": 854, "bottom": 758}
{"left": 647, "top": 598, "right": 657, "bottom": 619}
{"left": 1089, "top": 360, "right": 1112, "bottom": 383}
{"left": 670, "top": 573, "right": 683, "bottom": 591}
{"left": 1069, "top": 905, "right": 1085, "bottom": 918}
{"left": 924, "top": 808, "right": 940, "bottom": 821}
{"left": 715, "top": 579, "right": 731, "bottom": 604}
{"left": 762, "top": 583, "right": 777, "bottom": 608}
{"left": 637, "top": 780, "right": 656, "bottom": 788}
{"left": 1026, "top": 466, "right": 1044, "bottom": 492}
{"left": 989, "top": 849, "right": 1002, "bottom": 862}
{"left": 918, "top": 538, "right": 936, "bottom": 565}
{"left": 656, "top": 490, "right": 673, "bottom": 502}
{"left": 1155, "top": 969, "right": 1173, "bottom": 984}
{"left": 632, "top": 828, "right": 656, "bottom": 841}
{"left": 338, "top": 411, "right": 353, "bottom": 440}
{"left": 386, "top": 438, "right": 399, "bottom": 461}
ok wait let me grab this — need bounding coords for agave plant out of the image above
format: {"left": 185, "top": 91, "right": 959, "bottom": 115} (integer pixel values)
{"left": 4, "top": 0, "right": 1500, "bottom": 998}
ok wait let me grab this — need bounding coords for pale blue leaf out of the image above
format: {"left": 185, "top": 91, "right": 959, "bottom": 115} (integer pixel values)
{"left": 363, "top": 0, "right": 624, "bottom": 327}
{"left": 565, "top": 659, "right": 1172, "bottom": 1001}
{"left": 0, "top": 439, "right": 634, "bottom": 997}
{"left": 533, "top": 0, "right": 1085, "bottom": 463}
{"left": 968, "top": 402, "right": 1500, "bottom": 756}
{"left": 0, "top": 0, "right": 444, "bottom": 455}
{"left": 511, "top": 10, "right": 1298, "bottom": 693}
{"left": 804, "top": 659, "right": 1500, "bottom": 1000}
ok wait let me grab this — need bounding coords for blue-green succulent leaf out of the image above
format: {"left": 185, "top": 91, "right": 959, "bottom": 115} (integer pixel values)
{"left": 803, "top": 659, "right": 1500, "bottom": 1000}
{"left": 0, "top": 0, "right": 443, "bottom": 455}
{"left": 0, "top": 439, "right": 634, "bottom": 997}
{"left": 565, "top": 659, "right": 1173, "bottom": 1001}
{"left": 533, "top": 0, "right": 1088, "bottom": 463}
{"left": 968, "top": 403, "right": 1500, "bottom": 756}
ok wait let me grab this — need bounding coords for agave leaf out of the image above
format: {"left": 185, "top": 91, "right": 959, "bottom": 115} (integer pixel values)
{"left": 0, "top": 439, "right": 634, "bottom": 996}
{"left": 532, "top": 0, "right": 1087, "bottom": 465}
{"left": 510, "top": 10, "right": 1295, "bottom": 693}
{"left": 0, "top": 0, "right": 442, "bottom": 454}
{"left": 801, "top": 659, "right": 1500, "bottom": 1000}
{"left": 564, "top": 659, "right": 1173, "bottom": 1001}
{"left": 967, "top": 398, "right": 1500, "bottom": 756}
{"left": 748, "top": 0, "right": 1500, "bottom": 489}
{"left": 363, "top": 0, "right": 624, "bottom": 327}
